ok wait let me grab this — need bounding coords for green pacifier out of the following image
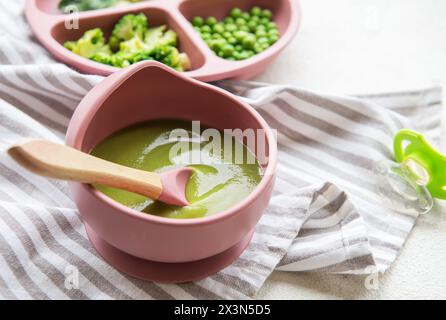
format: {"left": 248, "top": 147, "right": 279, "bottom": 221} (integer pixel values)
{"left": 374, "top": 129, "right": 446, "bottom": 215}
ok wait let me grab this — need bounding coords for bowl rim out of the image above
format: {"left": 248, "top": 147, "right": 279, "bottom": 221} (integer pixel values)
{"left": 66, "top": 61, "right": 278, "bottom": 227}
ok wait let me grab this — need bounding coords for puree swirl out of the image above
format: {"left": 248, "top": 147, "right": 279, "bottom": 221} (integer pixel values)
{"left": 91, "top": 120, "right": 262, "bottom": 219}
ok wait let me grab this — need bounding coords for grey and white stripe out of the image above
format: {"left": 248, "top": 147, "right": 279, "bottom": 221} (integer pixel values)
{"left": 0, "top": 0, "right": 442, "bottom": 299}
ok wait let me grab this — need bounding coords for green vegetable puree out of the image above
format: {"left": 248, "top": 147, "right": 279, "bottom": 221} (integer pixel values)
{"left": 90, "top": 120, "right": 262, "bottom": 219}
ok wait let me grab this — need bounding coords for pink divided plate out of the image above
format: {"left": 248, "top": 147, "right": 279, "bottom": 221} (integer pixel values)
{"left": 25, "top": 0, "right": 301, "bottom": 81}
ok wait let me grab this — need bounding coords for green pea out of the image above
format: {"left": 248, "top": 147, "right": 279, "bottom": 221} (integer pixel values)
{"left": 261, "top": 9, "right": 273, "bottom": 19}
{"left": 227, "top": 37, "right": 237, "bottom": 45}
{"left": 266, "top": 22, "right": 277, "bottom": 30}
{"left": 233, "top": 51, "right": 241, "bottom": 60}
{"left": 260, "top": 17, "right": 270, "bottom": 25}
{"left": 268, "top": 28, "right": 279, "bottom": 36}
{"left": 213, "top": 23, "right": 225, "bottom": 34}
{"left": 201, "top": 33, "right": 211, "bottom": 40}
{"left": 251, "top": 15, "right": 260, "bottom": 22}
{"left": 226, "top": 57, "right": 236, "bottom": 61}
{"left": 222, "top": 44, "right": 235, "bottom": 57}
{"left": 225, "top": 23, "right": 237, "bottom": 32}
{"left": 212, "top": 33, "right": 222, "bottom": 39}
{"left": 269, "top": 35, "right": 279, "bottom": 44}
{"left": 210, "top": 39, "right": 225, "bottom": 51}
{"left": 224, "top": 17, "right": 235, "bottom": 24}
{"left": 217, "top": 50, "right": 225, "bottom": 57}
{"left": 223, "top": 31, "right": 232, "bottom": 39}
{"left": 192, "top": 16, "right": 204, "bottom": 27}
{"left": 250, "top": 6, "right": 262, "bottom": 16}
{"left": 242, "top": 12, "right": 250, "bottom": 20}
{"left": 233, "top": 30, "right": 248, "bottom": 42}
{"left": 242, "top": 34, "right": 256, "bottom": 49}
{"left": 257, "top": 36, "right": 269, "bottom": 44}
{"left": 239, "top": 25, "right": 250, "bottom": 32}
{"left": 230, "top": 8, "right": 242, "bottom": 18}
{"left": 247, "top": 20, "right": 257, "bottom": 32}
{"left": 194, "top": 26, "right": 201, "bottom": 32}
{"left": 238, "top": 50, "right": 251, "bottom": 60}
{"left": 261, "top": 42, "right": 270, "bottom": 50}
{"left": 206, "top": 16, "right": 217, "bottom": 26}
{"left": 256, "top": 29, "right": 267, "bottom": 37}
{"left": 200, "top": 25, "right": 211, "bottom": 33}
{"left": 235, "top": 17, "right": 246, "bottom": 26}
{"left": 253, "top": 43, "right": 264, "bottom": 53}
{"left": 256, "top": 24, "right": 266, "bottom": 31}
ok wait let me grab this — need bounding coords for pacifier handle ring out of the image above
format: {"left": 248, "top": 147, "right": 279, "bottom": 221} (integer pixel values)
{"left": 393, "top": 129, "right": 423, "bottom": 163}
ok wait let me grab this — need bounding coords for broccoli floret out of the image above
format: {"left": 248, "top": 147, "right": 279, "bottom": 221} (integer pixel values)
{"left": 119, "top": 36, "right": 150, "bottom": 53}
{"left": 164, "top": 47, "right": 190, "bottom": 72}
{"left": 144, "top": 25, "right": 177, "bottom": 47}
{"left": 104, "top": 46, "right": 171, "bottom": 69}
{"left": 158, "top": 46, "right": 181, "bottom": 69}
{"left": 137, "top": 46, "right": 189, "bottom": 71}
{"left": 178, "top": 53, "right": 191, "bottom": 71}
{"left": 128, "top": 51, "right": 155, "bottom": 65}
{"left": 115, "top": 27, "right": 185, "bottom": 70}
{"left": 99, "top": 44, "right": 190, "bottom": 71}
{"left": 63, "top": 12, "right": 191, "bottom": 71}
{"left": 90, "top": 52, "right": 114, "bottom": 65}
{"left": 63, "top": 41, "right": 77, "bottom": 51}
{"left": 144, "top": 25, "right": 166, "bottom": 45}
{"left": 109, "top": 13, "right": 148, "bottom": 52}
{"left": 118, "top": 28, "right": 178, "bottom": 54}
{"left": 158, "top": 30, "right": 177, "bottom": 47}
{"left": 64, "top": 28, "right": 111, "bottom": 58}
{"left": 160, "top": 47, "right": 190, "bottom": 71}
{"left": 109, "top": 51, "right": 135, "bottom": 68}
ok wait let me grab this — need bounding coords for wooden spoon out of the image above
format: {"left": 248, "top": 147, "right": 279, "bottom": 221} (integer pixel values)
{"left": 7, "top": 139, "right": 193, "bottom": 206}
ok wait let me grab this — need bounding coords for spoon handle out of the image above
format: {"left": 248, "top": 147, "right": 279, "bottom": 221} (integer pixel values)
{"left": 7, "top": 139, "right": 163, "bottom": 200}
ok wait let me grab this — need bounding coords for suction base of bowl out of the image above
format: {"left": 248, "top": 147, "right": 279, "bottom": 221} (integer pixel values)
{"left": 84, "top": 223, "right": 254, "bottom": 283}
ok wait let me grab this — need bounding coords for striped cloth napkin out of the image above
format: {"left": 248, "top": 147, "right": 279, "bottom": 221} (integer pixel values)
{"left": 0, "top": 0, "right": 443, "bottom": 299}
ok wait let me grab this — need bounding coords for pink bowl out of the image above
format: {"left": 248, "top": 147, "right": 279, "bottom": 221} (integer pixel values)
{"left": 25, "top": 0, "right": 301, "bottom": 81}
{"left": 65, "top": 61, "right": 277, "bottom": 263}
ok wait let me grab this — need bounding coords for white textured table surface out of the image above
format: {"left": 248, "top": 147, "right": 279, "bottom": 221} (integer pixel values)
{"left": 254, "top": 0, "right": 446, "bottom": 299}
